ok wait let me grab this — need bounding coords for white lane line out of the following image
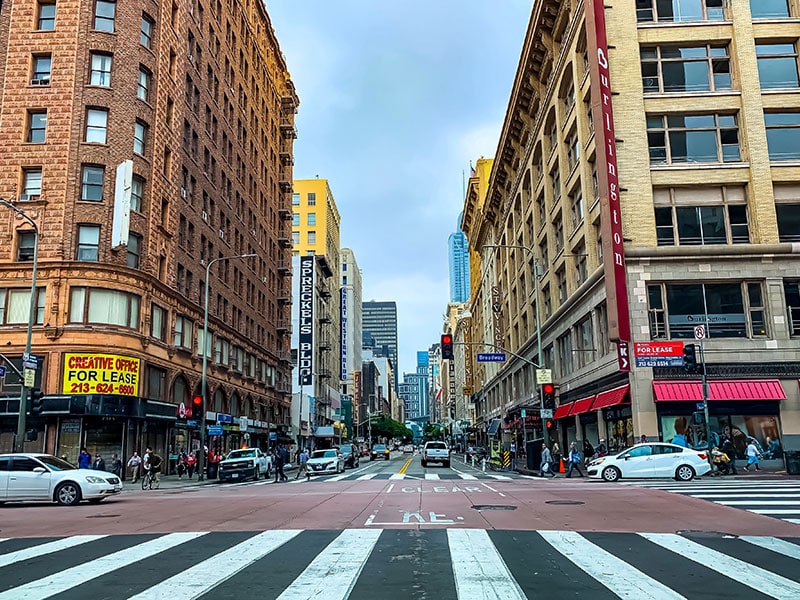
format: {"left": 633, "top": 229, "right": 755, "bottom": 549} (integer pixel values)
{"left": 0, "top": 532, "right": 207, "bottom": 600}
{"left": 693, "top": 494, "right": 800, "bottom": 499}
{"left": 749, "top": 509, "right": 800, "bottom": 515}
{"left": 389, "top": 474, "right": 406, "bottom": 480}
{"left": 386, "top": 484, "right": 394, "bottom": 493}
{"left": 740, "top": 536, "right": 800, "bottom": 560}
{"left": 0, "top": 535, "right": 107, "bottom": 568}
{"left": 641, "top": 533, "right": 800, "bottom": 599}
{"left": 539, "top": 531, "right": 685, "bottom": 600}
{"left": 449, "top": 468, "right": 478, "bottom": 480}
{"left": 447, "top": 529, "right": 526, "bottom": 600}
{"left": 425, "top": 474, "right": 441, "bottom": 480}
{"left": 788, "top": 519, "right": 800, "bottom": 524}
{"left": 715, "top": 500, "right": 800, "bottom": 506}
{"left": 487, "top": 475, "right": 512, "bottom": 480}
{"left": 130, "top": 530, "right": 301, "bottom": 599}
{"left": 324, "top": 473, "right": 351, "bottom": 482}
{"left": 277, "top": 529, "right": 381, "bottom": 600}
{"left": 356, "top": 474, "right": 377, "bottom": 481}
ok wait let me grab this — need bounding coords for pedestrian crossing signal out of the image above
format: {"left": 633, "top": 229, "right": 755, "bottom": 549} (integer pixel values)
{"left": 545, "top": 419, "right": 553, "bottom": 429}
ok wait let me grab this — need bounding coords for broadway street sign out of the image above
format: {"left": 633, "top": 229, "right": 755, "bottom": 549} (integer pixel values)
{"left": 476, "top": 353, "right": 506, "bottom": 363}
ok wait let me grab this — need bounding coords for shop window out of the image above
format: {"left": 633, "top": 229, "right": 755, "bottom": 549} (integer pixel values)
{"left": 654, "top": 205, "right": 749, "bottom": 245}
{"left": 174, "top": 315, "right": 193, "bottom": 349}
{"left": 647, "top": 113, "right": 740, "bottom": 164}
{"left": 776, "top": 204, "right": 800, "bottom": 241}
{"left": 151, "top": 303, "right": 166, "bottom": 341}
{"left": 641, "top": 45, "right": 731, "bottom": 93}
{"left": 37, "top": 2, "right": 56, "bottom": 30}
{"left": 751, "top": 0, "right": 791, "bottom": 19}
{"left": 756, "top": 43, "right": 799, "bottom": 89}
{"left": 661, "top": 414, "right": 780, "bottom": 458}
{"left": 69, "top": 286, "right": 140, "bottom": 329}
{"left": 636, "top": 0, "right": 724, "bottom": 22}
{"left": 0, "top": 287, "right": 46, "bottom": 325}
{"left": 765, "top": 113, "right": 800, "bottom": 161}
{"left": 94, "top": 0, "right": 116, "bottom": 32}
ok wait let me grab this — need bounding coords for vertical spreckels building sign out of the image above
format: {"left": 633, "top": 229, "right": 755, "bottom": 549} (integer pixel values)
{"left": 586, "top": 0, "right": 631, "bottom": 372}
{"left": 298, "top": 256, "right": 315, "bottom": 385}
{"left": 340, "top": 287, "right": 348, "bottom": 381}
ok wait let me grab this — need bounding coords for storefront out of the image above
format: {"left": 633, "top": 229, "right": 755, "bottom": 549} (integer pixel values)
{"left": 594, "top": 385, "right": 632, "bottom": 452}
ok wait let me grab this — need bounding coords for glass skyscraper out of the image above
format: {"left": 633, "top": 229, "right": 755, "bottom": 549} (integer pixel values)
{"left": 448, "top": 213, "right": 470, "bottom": 303}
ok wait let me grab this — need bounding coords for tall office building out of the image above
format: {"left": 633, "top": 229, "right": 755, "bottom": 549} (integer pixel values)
{"left": 0, "top": 1, "right": 297, "bottom": 460}
{"left": 340, "top": 248, "right": 362, "bottom": 395}
{"left": 448, "top": 212, "right": 470, "bottom": 303}
{"left": 362, "top": 301, "right": 399, "bottom": 392}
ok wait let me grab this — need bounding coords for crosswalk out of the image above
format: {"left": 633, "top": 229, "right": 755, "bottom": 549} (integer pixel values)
{"left": 229, "top": 470, "right": 515, "bottom": 486}
{"left": 623, "top": 479, "right": 800, "bottom": 523}
{"left": 1, "top": 528, "right": 799, "bottom": 599}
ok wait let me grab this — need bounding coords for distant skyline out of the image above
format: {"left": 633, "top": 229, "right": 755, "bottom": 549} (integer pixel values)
{"left": 266, "top": 1, "right": 531, "bottom": 375}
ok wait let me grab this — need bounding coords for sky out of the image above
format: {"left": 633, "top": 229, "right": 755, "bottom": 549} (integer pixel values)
{"left": 266, "top": 1, "right": 531, "bottom": 377}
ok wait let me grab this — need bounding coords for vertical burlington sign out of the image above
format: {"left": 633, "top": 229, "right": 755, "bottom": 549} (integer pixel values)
{"left": 586, "top": 0, "right": 631, "bottom": 372}
{"left": 298, "top": 256, "right": 314, "bottom": 385}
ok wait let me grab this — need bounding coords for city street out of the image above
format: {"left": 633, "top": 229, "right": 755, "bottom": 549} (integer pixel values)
{"left": 1, "top": 452, "right": 799, "bottom": 598}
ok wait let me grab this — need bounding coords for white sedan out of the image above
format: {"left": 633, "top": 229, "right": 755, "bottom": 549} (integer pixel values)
{"left": 306, "top": 449, "right": 344, "bottom": 476}
{"left": 0, "top": 453, "right": 123, "bottom": 506}
{"left": 587, "top": 442, "right": 711, "bottom": 482}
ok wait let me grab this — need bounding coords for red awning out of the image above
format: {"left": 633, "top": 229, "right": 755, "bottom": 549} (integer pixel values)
{"left": 553, "top": 403, "right": 573, "bottom": 419}
{"left": 570, "top": 395, "right": 597, "bottom": 415}
{"left": 652, "top": 379, "right": 786, "bottom": 402}
{"left": 592, "top": 384, "right": 630, "bottom": 411}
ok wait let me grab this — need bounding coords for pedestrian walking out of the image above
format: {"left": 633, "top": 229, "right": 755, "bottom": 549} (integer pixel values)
{"left": 296, "top": 448, "right": 310, "bottom": 479}
{"left": 566, "top": 442, "right": 585, "bottom": 478}
{"left": 127, "top": 451, "right": 142, "bottom": 482}
{"left": 185, "top": 451, "right": 197, "bottom": 479}
{"left": 273, "top": 446, "right": 285, "bottom": 482}
{"left": 109, "top": 453, "right": 122, "bottom": 477}
{"left": 540, "top": 442, "right": 556, "bottom": 478}
{"left": 177, "top": 449, "right": 187, "bottom": 478}
{"left": 721, "top": 435, "right": 737, "bottom": 475}
{"left": 280, "top": 445, "right": 290, "bottom": 481}
{"left": 744, "top": 438, "right": 761, "bottom": 472}
{"left": 582, "top": 439, "right": 595, "bottom": 466}
{"left": 78, "top": 447, "right": 92, "bottom": 469}
{"left": 92, "top": 454, "right": 106, "bottom": 471}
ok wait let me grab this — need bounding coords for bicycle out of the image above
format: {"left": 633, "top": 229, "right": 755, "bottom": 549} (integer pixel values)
{"left": 141, "top": 469, "right": 160, "bottom": 490}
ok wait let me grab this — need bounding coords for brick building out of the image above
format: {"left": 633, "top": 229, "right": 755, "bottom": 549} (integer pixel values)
{"left": 0, "top": 0, "right": 297, "bottom": 470}
{"left": 461, "top": 0, "right": 800, "bottom": 461}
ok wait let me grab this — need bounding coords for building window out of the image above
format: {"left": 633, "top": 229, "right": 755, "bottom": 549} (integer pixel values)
{"left": 647, "top": 281, "right": 766, "bottom": 339}
{"left": 292, "top": 212, "right": 300, "bottom": 226}
{"left": 776, "top": 204, "right": 800, "bottom": 241}
{"left": 551, "top": 164, "right": 561, "bottom": 202}
{"left": 127, "top": 233, "right": 141, "bottom": 268}
{"left": 231, "top": 346, "right": 243, "bottom": 372}
{"left": 137, "top": 67, "right": 151, "bottom": 101}
{"left": 0, "top": 287, "right": 46, "bottom": 325}
{"left": 94, "top": 0, "right": 116, "bottom": 32}
{"left": 557, "top": 332, "right": 573, "bottom": 377}
{"left": 291, "top": 231, "right": 300, "bottom": 245}
{"left": 85, "top": 108, "right": 108, "bottom": 143}
{"left": 307, "top": 193, "right": 316, "bottom": 206}
{"left": 89, "top": 53, "right": 112, "bottom": 86}
{"left": 556, "top": 268, "right": 567, "bottom": 303}
{"left": 785, "top": 280, "right": 800, "bottom": 336}
{"left": 69, "top": 286, "right": 140, "bottom": 329}
{"left": 31, "top": 55, "right": 51, "bottom": 84}
{"left": 636, "top": 0, "right": 724, "bottom": 22}
{"left": 76, "top": 224, "right": 100, "bottom": 261}
{"left": 21, "top": 168, "right": 42, "bottom": 199}
{"left": 215, "top": 337, "right": 230, "bottom": 366}
{"left": 80, "top": 165, "right": 104, "bottom": 201}
{"left": 576, "top": 316, "right": 594, "bottom": 368}
{"left": 174, "top": 315, "right": 193, "bottom": 349}
{"left": 765, "top": 113, "right": 800, "bottom": 160}
{"left": 140, "top": 14, "right": 154, "bottom": 48}
{"left": 565, "top": 129, "right": 580, "bottom": 171}
{"left": 134, "top": 120, "right": 148, "bottom": 155}
{"left": 654, "top": 205, "right": 749, "bottom": 245}
{"left": 307, "top": 231, "right": 316, "bottom": 244}
{"left": 151, "top": 304, "right": 166, "bottom": 341}
{"left": 146, "top": 365, "right": 165, "bottom": 401}
{"left": 26, "top": 110, "right": 47, "bottom": 143}
{"left": 17, "top": 232, "right": 37, "bottom": 261}
{"left": 131, "top": 175, "right": 144, "bottom": 212}
{"left": 307, "top": 212, "right": 316, "bottom": 226}
{"left": 750, "top": 0, "right": 790, "bottom": 19}
{"left": 756, "top": 43, "right": 799, "bottom": 89}
{"left": 37, "top": 2, "right": 56, "bottom": 31}
{"left": 554, "top": 215, "right": 564, "bottom": 254}
{"left": 292, "top": 193, "right": 300, "bottom": 206}
{"left": 647, "top": 114, "right": 740, "bottom": 164}
{"left": 641, "top": 45, "right": 731, "bottom": 93}
{"left": 569, "top": 185, "right": 584, "bottom": 230}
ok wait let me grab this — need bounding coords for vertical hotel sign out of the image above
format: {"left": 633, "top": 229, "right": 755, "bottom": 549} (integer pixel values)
{"left": 298, "top": 256, "right": 314, "bottom": 385}
{"left": 340, "top": 287, "right": 348, "bottom": 381}
{"left": 586, "top": 0, "right": 631, "bottom": 371}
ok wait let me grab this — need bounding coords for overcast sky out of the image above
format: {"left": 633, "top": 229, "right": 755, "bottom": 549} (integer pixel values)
{"left": 266, "top": 1, "right": 531, "bottom": 377}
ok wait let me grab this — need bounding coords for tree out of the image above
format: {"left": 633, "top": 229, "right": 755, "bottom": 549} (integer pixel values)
{"left": 370, "top": 416, "right": 412, "bottom": 442}
{"left": 424, "top": 423, "right": 444, "bottom": 440}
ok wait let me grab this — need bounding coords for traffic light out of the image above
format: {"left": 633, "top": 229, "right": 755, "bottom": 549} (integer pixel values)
{"left": 545, "top": 419, "right": 553, "bottom": 430}
{"left": 542, "top": 383, "right": 555, "bottom": 409}
{"left": 441, "top": 334, "right": 454, "bottom": 360}
{"left": 683, "top": 343, "right": 697, "bottom": 371}
{"left": 31, "top": 388, "right": 44, "bottom": 414}
{"left": 192, "top": 395, "right": 203, "bottom": 420}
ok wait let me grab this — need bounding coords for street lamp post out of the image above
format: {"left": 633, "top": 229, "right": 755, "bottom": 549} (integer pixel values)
{"left": 1, "top": 199, "right": 39, "bottom": 453}
{"left": 198, "top": 253, "right": 256, "bottom": 481}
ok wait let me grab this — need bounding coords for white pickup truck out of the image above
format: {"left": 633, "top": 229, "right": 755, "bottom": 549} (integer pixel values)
{"left": 421, "top": 441, "right": 450, "bottom": 468}
{"left": 218, "top": 448, "right": 272, "bottom": 482}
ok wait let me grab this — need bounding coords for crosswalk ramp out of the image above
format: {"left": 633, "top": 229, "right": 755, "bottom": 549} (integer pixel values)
{"left": 1, "top": 528, "right": 799, "bottom": 599}
{"left": 622, "top": 479, "right": 800, "bottom": 523}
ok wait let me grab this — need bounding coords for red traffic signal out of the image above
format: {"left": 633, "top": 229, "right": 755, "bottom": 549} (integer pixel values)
{"left": 192, "top": 395, "right": 203, "bottom": 418}
{"left": 541, "top": 384, "right": 555, "bottom": 409}
{"left": 545, "top": 419, "right": 553, "bottom": 429}
{"left": 441, "top": 334, "right": 454, "bottom": 360}
{"left": 542, "top": 384, "right": 555, "bottom": 394}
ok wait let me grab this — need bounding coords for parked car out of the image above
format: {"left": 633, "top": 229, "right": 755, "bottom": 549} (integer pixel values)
{"left": 307, "top": 449, "right": 344, "bottom": 475}
{"left": 370, "top": 444, "right": 390, "bottom": 461}
{"left": 0, "top": 453, "right": 122, "bottom": 506}
{"left": 587, "top": 442, "right": 711, "bottom": 482}
{"left": 421, "top": 442, "right": 450, "bottom": 467}
{"left": 402, "top": 444, "right": 414, "bottom": 454}
{"left": 337, "top": 444, "right": 360, "bottom": 469}
{"left": 218, "top": 448, "right": 272, "bottom": 482}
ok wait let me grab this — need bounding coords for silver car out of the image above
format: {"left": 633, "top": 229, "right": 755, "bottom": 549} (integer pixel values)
{"left": 0, "top": 453, "right": 123, "bottom": 506}
{"left": 306, "top": 449, "right": 344, "bottom": 475}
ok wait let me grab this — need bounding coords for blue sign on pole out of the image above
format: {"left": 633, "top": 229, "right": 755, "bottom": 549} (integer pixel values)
{"left": 476, "top": 353, "right": 507, "bottom": 363}
{"left": 207, "top": 425, "right": 224, "bottom": 436}
{"left": 0, "top": 365, "right": 6, "bottom": 377}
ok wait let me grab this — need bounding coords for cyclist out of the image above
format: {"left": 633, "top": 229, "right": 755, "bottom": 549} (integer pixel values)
{"left": 143, "top": 448, "right": 163, "bottom": 487}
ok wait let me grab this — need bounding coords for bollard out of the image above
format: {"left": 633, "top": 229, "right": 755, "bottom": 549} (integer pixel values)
{"left": 482, "top": 457, "right": 486, "bottom": 472}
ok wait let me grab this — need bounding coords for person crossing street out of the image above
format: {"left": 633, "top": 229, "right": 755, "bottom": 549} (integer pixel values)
{"left": 566, "top": 442, "right": 585, "bottom": 478}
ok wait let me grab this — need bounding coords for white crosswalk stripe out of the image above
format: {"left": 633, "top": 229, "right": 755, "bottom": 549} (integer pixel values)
{"left": 0, "top": 529, "right": 798, "bottom": 599}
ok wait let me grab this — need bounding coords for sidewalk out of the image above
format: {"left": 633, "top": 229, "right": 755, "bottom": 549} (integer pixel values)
{"left": 124, "top": 464, "right": 300, "bottom": 491}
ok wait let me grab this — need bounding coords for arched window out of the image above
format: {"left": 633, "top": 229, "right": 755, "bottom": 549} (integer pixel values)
{"left": 172, "top": 375, "right": 188, "bottom": 406}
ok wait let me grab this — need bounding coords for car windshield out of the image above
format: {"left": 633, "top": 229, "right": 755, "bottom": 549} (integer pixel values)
{"left": 227, "top": 450, "right": 257, "bottom": 459}
{"left": 37, "top": 455, "right": 77, "bottom": 471}
{"left": 339, "top": 446, "right": 353, "bottom": 453}
{"left": 373, "top": 445, "right": 386, "bottom": 451}
{"left": 312, "top": 450, "right": 337, "bottom": 459}
{"left": 427, "top": 443, "right": 447, "bottom": 450}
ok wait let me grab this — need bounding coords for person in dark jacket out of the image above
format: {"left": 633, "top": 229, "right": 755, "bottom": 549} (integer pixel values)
{"left": 273, "top": 446, "right": 285, "bottom": 483}
{"left": 78, "top": 448, "right": 92, "bottom": 469}
{"left": 582, "top": 439, "right": 594, "bottom": 465}
{"left": 92, "top": 454, "right": 106, "bottom": 471}
{"left": 109, "top": 453, "right": 122, "bottom": 477}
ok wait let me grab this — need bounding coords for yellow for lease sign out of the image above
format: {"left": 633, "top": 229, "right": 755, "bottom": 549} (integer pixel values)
{"left": 62, "top": 353, "right": 141, "bottom": 396}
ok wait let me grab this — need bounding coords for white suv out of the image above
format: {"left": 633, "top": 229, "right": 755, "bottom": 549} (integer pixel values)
{"left": 421, "top": 442, "right": 450, "bottom": 468}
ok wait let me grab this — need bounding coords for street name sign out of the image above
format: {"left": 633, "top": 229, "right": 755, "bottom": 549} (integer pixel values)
{"left": 207, "top": 425, "right": 224, "bottom": 436}
{"left": 476, "top": 353, "right": 506, "bottom": 363}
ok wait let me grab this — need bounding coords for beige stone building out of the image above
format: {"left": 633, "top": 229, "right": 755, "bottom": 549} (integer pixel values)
{"left": 461, "top": 0, "right": 800, "bottom": 461}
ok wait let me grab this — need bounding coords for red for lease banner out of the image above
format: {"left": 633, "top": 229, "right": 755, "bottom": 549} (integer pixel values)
{"left": 634, "top": 342, "right": 685, "bottom": 357}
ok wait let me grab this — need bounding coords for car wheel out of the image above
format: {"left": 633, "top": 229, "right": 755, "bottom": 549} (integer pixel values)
{"left": 55, "top": 482, "right": 82, "bottom": 506}
{"left": 254, "top": 467, "right": 260, "bottom": 481}
{"left": 601, "top": 466, "right": 621, "bottom": 482}
{"left": 675, "top": 465, "right": 695, "bottom": 481}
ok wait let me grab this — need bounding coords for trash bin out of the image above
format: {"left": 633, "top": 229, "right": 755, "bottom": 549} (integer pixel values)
{"left": 207, "top": 461, "right": 219, "bottom": 479}
{"left": 785, "top": 451, "right": 800, "bottom": 475}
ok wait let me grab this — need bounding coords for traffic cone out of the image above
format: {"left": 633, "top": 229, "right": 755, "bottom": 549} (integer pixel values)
{"left": 559, "top": 458, "right": 566, "bottom": 473}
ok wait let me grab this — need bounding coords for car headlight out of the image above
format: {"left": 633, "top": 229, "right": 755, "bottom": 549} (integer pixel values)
{"left": 84, "top": 476, "right": 107, "bottom": 484}
{"left": 590, "top": 459, "right": 604, "bottom": 466}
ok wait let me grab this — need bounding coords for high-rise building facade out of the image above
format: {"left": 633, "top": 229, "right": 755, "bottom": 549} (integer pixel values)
{"left": 448, "top": 213, "right": 470, "bottom": 302}
{"left": 362, "top": 301, "right": 398, "bottom": 391}
{"left": 461, "top": 0, "right": 800, "bottom": 457}
{"left": 339, "top": 248, "right": 362, "bottom": 397}
{"left": 0, "top": 0, "right": 297, "bottom": 460}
